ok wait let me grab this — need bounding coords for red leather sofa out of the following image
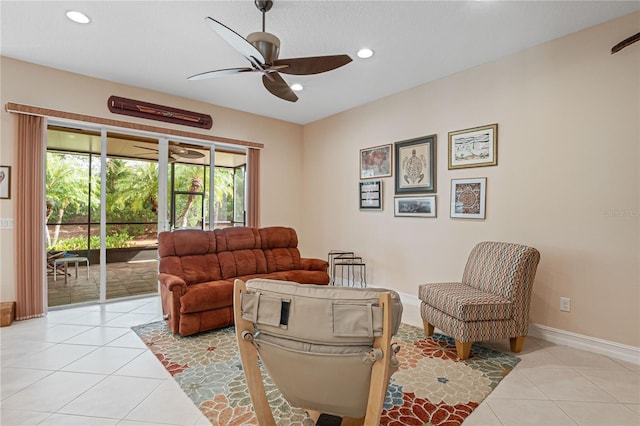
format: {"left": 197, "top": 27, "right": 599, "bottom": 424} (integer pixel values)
{"left": 158, "top": 226, "right": 329, "bottom": 336}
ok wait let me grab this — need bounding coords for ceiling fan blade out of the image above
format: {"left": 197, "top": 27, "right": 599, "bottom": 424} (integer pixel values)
{"left": 262, "top": 72, "right": 298, "bottom": 102}
{"left": 204, "top": 17, "right": 265, "bottom": 65}
{"left": 179, "top": 150, "right": 205, "bottom": 159}
{"left": 611, "top": 31, "right": 640, "bottom": 54}
{"left": 134, "top": 145, "right": 158, "bottom": 152}
{"left": 273, "top": 54, "right": 352, "bottom": 75}
{"left": 187, "top": 67, "right": 255, "bottom": 80}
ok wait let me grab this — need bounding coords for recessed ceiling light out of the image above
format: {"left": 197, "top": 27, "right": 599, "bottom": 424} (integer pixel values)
{"left": 357, "top": 48, "right": 374, "bottom": 59}
{"left": 290, "top": 83, "right": 303, "bottom": 92}
{"left": 66, "top": 10, "right": 91, "bottom": 24}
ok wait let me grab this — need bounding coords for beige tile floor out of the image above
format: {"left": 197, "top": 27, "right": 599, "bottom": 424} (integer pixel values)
{"left": 1, "top": 295, "right": 639, "bottom": 426}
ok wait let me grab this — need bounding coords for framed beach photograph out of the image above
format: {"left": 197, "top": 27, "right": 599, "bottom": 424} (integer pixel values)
{"left": 394, "top": 195, "right": 436, "bottom": 218}
{"left": 448, "top": 123, "right": 498, "bottom": 169}
{"left": 0, "top": 166, "right": 11, "bottom": 200}
{"left": 360, "top": 144, "right": 392, "bottom": 179}
{"left": 394, "top": 134, "right": 436, "bottom": 194}
{"left": 359, "top": 180, "right": 382, "bottom": 210}
{"left": 450, "top": 177, "right": 486, "bottom": 219}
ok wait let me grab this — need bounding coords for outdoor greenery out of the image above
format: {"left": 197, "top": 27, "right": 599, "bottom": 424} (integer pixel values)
{"left": 46, "top": 151, "right": 243, "bottom": 251}
{"left": 49, "top": 233, "right": 133, "bottom": 251}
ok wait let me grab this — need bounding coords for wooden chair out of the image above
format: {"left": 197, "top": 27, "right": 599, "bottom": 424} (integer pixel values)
{"left": 234, "top": 278, "right": 402, "bottom": 426}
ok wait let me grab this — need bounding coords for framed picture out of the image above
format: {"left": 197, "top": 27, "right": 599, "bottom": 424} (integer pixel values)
{"left": 0, "top": 166, "right": 11, "bottom": 200}
{"left": 448, "top": 123, "right": 498, "bottom": 169}
{"left": 359, "top": 180, "right": 382, "bottom": 210}
{"left": 360, "top": 144, "right": 392, "bottom": 179}
{"left": 450, "top": 178, "right": 486, "bottom": 219}
{"left": 395, "top": 134, "right": 436, "bottom": 194}
{"left": 394, "top": 195, "right": 436, "bottom": 218}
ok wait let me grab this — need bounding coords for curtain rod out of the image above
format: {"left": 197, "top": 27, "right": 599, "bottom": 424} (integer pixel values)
{"left": 4, "top": 102, "right": 264, "bottom": 149}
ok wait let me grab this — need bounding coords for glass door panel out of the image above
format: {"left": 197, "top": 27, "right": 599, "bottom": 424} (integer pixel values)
{"left": 105, "top": 134, "right": 160, "bottom": 300}
{"left": 46, "top": 128, "right": 100, "bottom": 307}
{"left": 171, "top": 162, "right": 207, "bottom": 230}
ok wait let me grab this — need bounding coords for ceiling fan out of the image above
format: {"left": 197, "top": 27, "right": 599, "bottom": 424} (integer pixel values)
{"left": 134, "top": 144, "right": 205, "bottom": 162}
{"left": 188, "top": 0, "right": 352, "bottom": 102}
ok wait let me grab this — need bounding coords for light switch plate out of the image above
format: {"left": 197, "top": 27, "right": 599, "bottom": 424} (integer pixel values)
{"left": 0, "top": 218, "right": 14, "bottom": 229}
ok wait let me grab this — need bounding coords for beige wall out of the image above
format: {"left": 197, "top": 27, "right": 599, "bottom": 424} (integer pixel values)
{"left": 1, "top": 12, "right": 638, "bottom": 348}
{"left": 0, "top": 57, "right": 305, "bottom": 303}
{"left": 302, "top": 12, "right": 640, "bottom": 347}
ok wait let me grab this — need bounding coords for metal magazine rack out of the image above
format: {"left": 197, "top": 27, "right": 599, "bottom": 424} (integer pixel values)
{"left": 328, "top": 249, "right": 367, "bottom": 288}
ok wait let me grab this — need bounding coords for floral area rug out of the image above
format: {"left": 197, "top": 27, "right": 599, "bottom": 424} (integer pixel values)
{"left": 132, "top": 321, "right": 520, "bottom": 426}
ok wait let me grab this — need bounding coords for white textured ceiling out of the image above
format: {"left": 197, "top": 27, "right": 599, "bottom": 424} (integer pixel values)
{"left": 2, "top": 1, "right": 639, "bottom": 125}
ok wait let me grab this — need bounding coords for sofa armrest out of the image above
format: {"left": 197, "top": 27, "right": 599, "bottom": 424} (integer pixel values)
{"left": 300, "top": 257, "right": 329, "bottom": 272}
{"left": 159, "top": 273, "right": 188, "bottom": 295}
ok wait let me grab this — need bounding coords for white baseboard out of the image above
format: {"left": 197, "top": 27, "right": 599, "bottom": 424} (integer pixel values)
{"left": 380, "top": 287, "right": 640, "bottom": 365}
{"left": 529, "top": 323, "right": 640, "bottom": 365}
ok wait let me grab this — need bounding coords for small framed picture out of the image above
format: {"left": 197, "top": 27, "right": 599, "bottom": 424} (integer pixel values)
{"left": 450, "top": 177, "right": 486, "bottom": 219}
{"left": 395, "top": 134, "right": 436, "bottom": 194}
{"left": 359, "top": 180, "right": 382, "bottom": 210}
{"left": 394, "top": 195, "right": 436, "bottom": 218}
{"left": 360, "top": 144, "right": 392, "bottom": 179}
{"left": 448, "top": 123, "right": 498, "bottom": 169}
{"left": 0, "top": 166, "right": 11, "bottom": 200}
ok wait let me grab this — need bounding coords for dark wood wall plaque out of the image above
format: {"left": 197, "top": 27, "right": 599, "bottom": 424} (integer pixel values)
{"left": 107, "top": 96, "right": 213, "bottom": 129}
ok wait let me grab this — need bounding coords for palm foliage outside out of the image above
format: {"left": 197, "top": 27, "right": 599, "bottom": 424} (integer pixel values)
{"left": 46, "top": 151, "right": 244, "bottom": 251}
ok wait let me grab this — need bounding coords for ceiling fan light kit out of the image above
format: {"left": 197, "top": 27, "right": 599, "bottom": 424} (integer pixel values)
{"left": 66, "top": 10, "right": 91, "bottom": 24}
{"left": 357, "top": 48, "right": 374, "bottom": 59}
{"left": 188, "top": 0, "right": 352, "bottom": 102}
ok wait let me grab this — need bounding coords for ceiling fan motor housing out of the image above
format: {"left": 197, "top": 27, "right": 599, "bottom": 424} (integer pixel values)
{"left": 247, "top": 32, "right": 280, "bottom": 64}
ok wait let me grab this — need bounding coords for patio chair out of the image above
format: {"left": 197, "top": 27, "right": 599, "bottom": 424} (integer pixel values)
{"left": 234, "top": 278, "right": 403, "bottom": 426}
{"left": 46, "top": 251, "right": 67, "bottom": 277}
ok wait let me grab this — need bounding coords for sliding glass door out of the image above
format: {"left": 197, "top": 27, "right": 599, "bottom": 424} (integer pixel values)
{"left": 46, "top": 125, "right": 248, "bottom": 308}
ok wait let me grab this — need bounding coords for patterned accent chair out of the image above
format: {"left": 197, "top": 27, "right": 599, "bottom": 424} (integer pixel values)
{"left": 418, "top": 242, "right": 540, "bottom": 360}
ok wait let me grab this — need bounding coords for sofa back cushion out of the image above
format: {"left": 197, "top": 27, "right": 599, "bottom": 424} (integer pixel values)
{"left": 158, "top": 230, "right": 222, "bottom": 285}
{"left": 259, "top": 226, "right": 302, "bottom": 272}
{"left": 215, "top": 226, "right": 261, "bottom": 251}
{"left": 215, "top": 227, "right": 268, "bottom": 279}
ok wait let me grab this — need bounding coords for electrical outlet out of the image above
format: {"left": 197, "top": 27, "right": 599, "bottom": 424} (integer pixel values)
{"left": 560, "top": 297, "right": 571, "bottom": 312}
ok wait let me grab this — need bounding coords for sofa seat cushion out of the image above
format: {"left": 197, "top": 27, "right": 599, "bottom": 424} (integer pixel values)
{"left": 180, "top": 280, "right": 234, "bottom": 314}
{"left": 419, "top": 282, "right": 512, "bottom": 321}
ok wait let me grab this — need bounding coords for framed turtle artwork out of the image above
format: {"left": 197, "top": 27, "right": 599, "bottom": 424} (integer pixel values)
{"left": 394, "top": 135, "right": 436, "bottom": 194}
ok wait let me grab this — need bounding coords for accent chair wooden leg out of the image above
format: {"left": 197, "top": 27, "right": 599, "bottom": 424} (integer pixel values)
{"left": 510, "top": 336, "right": 526, "bottom": 353}
{"left": 455, "top": 340, "right": 472, "bottom": 360}
{"left": 422, "top": 319, "right": 434, "bottom": 336}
